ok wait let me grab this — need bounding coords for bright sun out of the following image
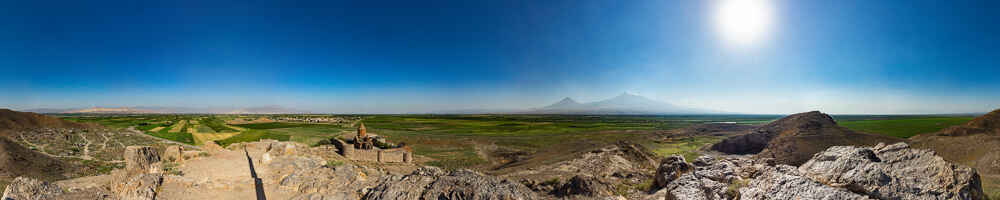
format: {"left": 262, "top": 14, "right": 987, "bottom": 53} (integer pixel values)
{"left": 715, "top": 0, "right": 775, "bottom": 46}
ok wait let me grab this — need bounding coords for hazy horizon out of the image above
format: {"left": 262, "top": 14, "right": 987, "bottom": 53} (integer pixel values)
{"left": 3, "top": 0, "right": 999, "bottom": 115}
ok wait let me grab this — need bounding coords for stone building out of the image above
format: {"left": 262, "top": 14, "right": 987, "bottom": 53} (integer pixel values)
{"left": 354, "top": 123, "right": 375, "bottom": 149}
{"left": 334, "top": 123, "right": 412, "bottom": 163}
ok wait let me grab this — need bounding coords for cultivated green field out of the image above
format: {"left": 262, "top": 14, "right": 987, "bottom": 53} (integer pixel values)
{"left": 836, "top": 116, "right": 973, "bottom": 138}
{"left": 214, "top": 129, "right": 290, "bottom": 147}
{"left": 62, "top": 114, "right": 782, "bottom": 169}
{"left": 359, "top": 114, "right": 778, "bottom": 169}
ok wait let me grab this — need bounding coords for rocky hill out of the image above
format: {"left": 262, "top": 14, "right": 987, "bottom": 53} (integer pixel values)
{"left": 0, "top": 137, "right": 73, "bottom": 184}
{"left": 932, "top": 108, "right": 1000, "bottom": 136}
{"left": 710, "top": 111, "right": 902, "bottom": 166}
{"left": 0, "top": 109, "right": 83, "bottom": 187}
{"left": 0, "top": 109, "right": 163, "bottom": 191}
{"left": 911, "top": 108, "right": 1000, "bottom": 196}
{"left": 0, "top": 109, "right": 87, "bottom": 134}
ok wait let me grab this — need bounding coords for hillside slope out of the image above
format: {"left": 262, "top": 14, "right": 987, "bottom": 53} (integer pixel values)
{"left": 711, "top": 111, "right": 903, "bottom": 166}
{"left": 911, "top": 108, "right": 1000, "bottom": 195}
{"left": 0, "top": 109, "right": 86, "bottom": 188}
{"left": 0, "top": 137, "right": 71, "bottom": 182}
{"left": 0, "top": 109, "right": 87, "bottom": 134}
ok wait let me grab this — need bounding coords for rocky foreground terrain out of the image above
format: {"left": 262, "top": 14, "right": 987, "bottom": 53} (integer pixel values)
{"left": 0, "top": 109, "right": 993, "bottom": 199}
{"left": 2, "top": 139, "right": 987, "bottom": 200}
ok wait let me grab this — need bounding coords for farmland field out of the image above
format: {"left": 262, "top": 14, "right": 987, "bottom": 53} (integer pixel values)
{"left": 214, "top": 129, "right": 290, "bottom": 147}
{"left": 266, "top": 125, "right": 349, "bottom": 146}
{"left": 61, "top": 114, "right": 979, "bottom": 170}
{"left": 836, "top": 116, "right": 973, "bottom": 138}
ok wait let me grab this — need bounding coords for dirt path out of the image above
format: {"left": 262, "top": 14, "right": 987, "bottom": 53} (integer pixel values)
{"left": 79, "top": 132, "right": 93, "bottom": 160}
{"left": 19, "top": 133, "right": 91, "bottom": 160}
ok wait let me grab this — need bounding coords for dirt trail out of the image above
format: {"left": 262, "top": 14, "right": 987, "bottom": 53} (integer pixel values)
{"left": 79, "top": 132, "right": 93, "bottom": 160}
{"left": 18, "top": 133, "right": 88, "bottom": 160}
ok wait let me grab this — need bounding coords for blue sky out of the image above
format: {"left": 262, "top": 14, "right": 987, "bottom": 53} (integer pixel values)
{"left": 2, "top": 0, "right": 998, "bottom": 114}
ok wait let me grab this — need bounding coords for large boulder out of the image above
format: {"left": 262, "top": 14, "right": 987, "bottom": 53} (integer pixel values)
{"left": 553, "top": 175, "right": 615, "bottom": 197}
{"left": 1, "top": 177, "right": 64, "bottom": 200}
{"left": 163, "top": 145, "right": 183, "bottom": 162}
{"left": 652, "top": 155, "right": 693, "bottom": 190}
{"left": 647, "top": 154, "right": 868, "bottom": 200}
{"left": 739, "top": 165, "right": 871, "bottom": 200}
{"left": 798, "top": 142, "right": 986, "bottom": 200}
{"left": 651, "top": 155, "right": 764, "bottom": 200}
{"left": 123, "top": 146, "right": 161, "bottom": 176}
{"left": 113, "top": 173, "right": 163, "bottom": 200}
{"left": 265, "top": 155, "right": 379, "bottom": 199}
{"left": 112, "top": 146, "right": 165, "bottom": 200}
{"left": 363, "top": 166, "right": 538, "bottom": 200}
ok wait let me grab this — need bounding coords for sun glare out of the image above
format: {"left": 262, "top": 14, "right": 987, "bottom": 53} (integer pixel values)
{"left": 715, "top": 0, "right": 775, "bottom": 46}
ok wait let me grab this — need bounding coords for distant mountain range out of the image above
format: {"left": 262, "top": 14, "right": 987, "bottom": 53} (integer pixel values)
{"left": 16, "top": 93, "right": 721, "bottom": 115}
{"left": 528, "top": 93, "right": 720, "bottom": 115}
{"left": 21, "top": 106, "right": 307, "bottom": 114}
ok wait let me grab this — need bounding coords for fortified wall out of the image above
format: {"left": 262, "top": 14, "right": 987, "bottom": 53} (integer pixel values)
{"left": 333, "top": 138, "right": 412, "bottom": 163}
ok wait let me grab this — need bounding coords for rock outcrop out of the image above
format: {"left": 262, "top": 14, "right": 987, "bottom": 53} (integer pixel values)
{"left": 652, "top": 155, "right": 692, "bottom": 190}
{"left": 163, "top": 145, "right": 183, "bottom": 162}
{"left": 711, "top": 111, "right": 902, "bottom": 166}
{"left": 507, "top": 140, "right": 659, "bottom": 199}
{"left": 553, "top": 175, "right": 615, "bottom": 197}
{"left": 112, "top": 146, "right": 165, "bottom": 200}
{"left": 651, "top": 143, "right": 986, "bottom": 200}
{"left": 799, "top": 143, "right": 986, "bottom": 200}
{"left": 650, "top": 155, "right": 751, "bottom": 200}
{"left": 266, "top": 155, "right": 378, "bottom": 199}
{"left": 363, "top": 166, "right": 538, "bottom": 200}
{"left": 114, "top": 173, "right": 164, "bottom": 200}
{"left": 1, "top": 177, "right": 65, "bottom": 200}
{"left": 739, "top": 165, "right": 871, "bottom": 200}
{"left": 123, "top": 146, "right": 161, "bottom": 176}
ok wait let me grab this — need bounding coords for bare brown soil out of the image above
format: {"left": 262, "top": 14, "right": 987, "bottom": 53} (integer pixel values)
{"left": 910, "top": 108, "right": 1000, "bottom": 197}
{"left": 0, "top": 109, "right": 89, "bottom": 135}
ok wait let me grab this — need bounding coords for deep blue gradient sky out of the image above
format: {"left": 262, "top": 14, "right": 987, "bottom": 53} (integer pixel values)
{"left": 2, "top": 0, "right": 998, "bottom": 114}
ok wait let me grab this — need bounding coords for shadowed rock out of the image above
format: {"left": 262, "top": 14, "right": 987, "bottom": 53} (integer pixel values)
{"left": 652, "top": 155, "right": 693, "bottom": 190}
{"left": 123, "top": 146, "right": 161, "bottom": 176}
{"left": 553, "top": 175, "right": 614, "bottom": 197}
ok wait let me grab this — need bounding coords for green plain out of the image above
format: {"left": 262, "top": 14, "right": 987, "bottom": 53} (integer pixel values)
{"left": 837, "top": 117, "right": 973, "bottom": 138}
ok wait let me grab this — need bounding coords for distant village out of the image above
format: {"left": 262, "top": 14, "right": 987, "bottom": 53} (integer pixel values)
{"left": 227, "top": 115, "right": 361, "bottom": 126}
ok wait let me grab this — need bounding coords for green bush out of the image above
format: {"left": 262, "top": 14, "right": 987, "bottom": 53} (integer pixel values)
{"left": 542, "top": 178, "right": 561, "bottom": 185}
{"left": 325, "top": 160, "right": 344, "bottom": 168}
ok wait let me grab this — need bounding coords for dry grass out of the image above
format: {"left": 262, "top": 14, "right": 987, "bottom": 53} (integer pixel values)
{"left": 191, "top": 129, "right": 241, "bottom": 146}
{"left": 168, "top": 120, "right": 187, "bottom": 133}
{"left": 149, "top": 127, "right": 165, "bottom": 132}
{"left": 224, "top": 124, "right": 247, "bottom": 131}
